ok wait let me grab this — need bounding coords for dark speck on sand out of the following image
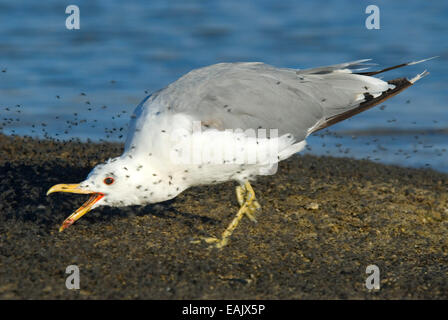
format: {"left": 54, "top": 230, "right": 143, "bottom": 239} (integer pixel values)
{"left": 0, "top": 133, "right": 447, "bottom": 299}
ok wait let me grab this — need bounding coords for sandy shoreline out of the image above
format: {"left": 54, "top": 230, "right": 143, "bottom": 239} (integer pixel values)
{"left": 1, "top": 133, "right": 447, "bottom": 299}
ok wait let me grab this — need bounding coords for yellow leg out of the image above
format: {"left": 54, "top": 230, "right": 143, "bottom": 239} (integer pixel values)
{"left": 192, "top": 181, "right": 261, "bottom": 249}
{"left": 236, "top": 183, "right": 261, "bottom": 222}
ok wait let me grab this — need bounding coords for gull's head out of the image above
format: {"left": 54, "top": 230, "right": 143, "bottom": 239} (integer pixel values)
{"left": 47, "top": 156, "right": 158, "bottom": 232}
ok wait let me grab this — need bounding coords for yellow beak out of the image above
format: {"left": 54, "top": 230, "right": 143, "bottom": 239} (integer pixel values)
{"left": 47, "top": 184, "right": 104, "bottom": 232}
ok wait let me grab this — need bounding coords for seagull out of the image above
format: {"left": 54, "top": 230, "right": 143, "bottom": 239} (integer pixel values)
{"left": 47, "top": 57, "right": 433, "bottom": 248}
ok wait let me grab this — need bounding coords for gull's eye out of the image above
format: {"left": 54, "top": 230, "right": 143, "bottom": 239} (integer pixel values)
{"left": 103, "top": 177, "right": 114, "bottom": 185}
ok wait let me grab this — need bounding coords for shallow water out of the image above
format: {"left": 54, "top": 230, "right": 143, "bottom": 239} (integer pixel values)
{"left": 0, "top": 0, "right": 447, "bottom": 171}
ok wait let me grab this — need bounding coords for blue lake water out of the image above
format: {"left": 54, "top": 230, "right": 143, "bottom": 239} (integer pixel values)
{"left": 0, "top": 0, "right": 447, "bottom": 172}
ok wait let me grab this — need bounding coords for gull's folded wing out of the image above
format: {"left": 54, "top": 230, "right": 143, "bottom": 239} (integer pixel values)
{"left": 137, "top": 60, "right": 430, "bottom": 142}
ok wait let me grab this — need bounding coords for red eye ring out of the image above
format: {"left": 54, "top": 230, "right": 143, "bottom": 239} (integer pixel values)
{"left": 103, "top": 177, "right": 114, "bottom": 185}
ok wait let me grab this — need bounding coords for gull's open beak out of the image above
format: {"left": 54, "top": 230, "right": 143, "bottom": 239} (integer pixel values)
{"left": 46, "top": 184, "right": 104, "bottom": 232}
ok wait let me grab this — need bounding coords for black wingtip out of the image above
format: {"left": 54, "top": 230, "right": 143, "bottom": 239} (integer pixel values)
{"left": 311, "top": 77, "right": 414, "bottom": 133}
{"left": 356, "top": 56, "right": 437, "bottom": 77}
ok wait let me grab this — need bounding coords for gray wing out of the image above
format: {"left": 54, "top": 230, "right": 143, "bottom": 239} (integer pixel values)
{"left": 144, "top": 61, "right": 391, "bottom": 141}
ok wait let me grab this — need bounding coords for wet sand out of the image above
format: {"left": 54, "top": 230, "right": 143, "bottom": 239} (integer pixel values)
{"left": 1, "top": 133, "right": 447, "bottom": 299}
